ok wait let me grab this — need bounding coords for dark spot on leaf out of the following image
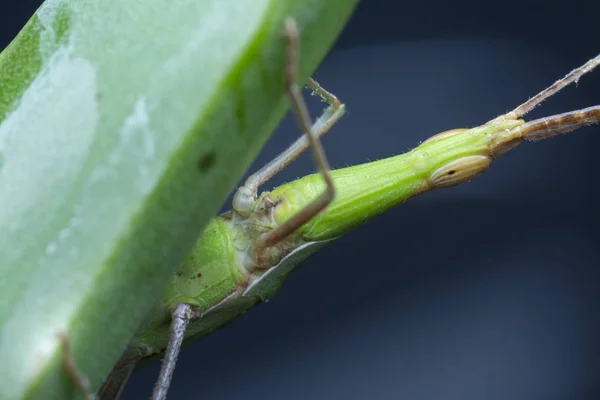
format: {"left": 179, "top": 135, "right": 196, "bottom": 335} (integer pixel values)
{"left": 197, "top": 152, "right": 216, "bottom": 172}
{"left": 190, "top": 272, "right": 203, "bottom": 280}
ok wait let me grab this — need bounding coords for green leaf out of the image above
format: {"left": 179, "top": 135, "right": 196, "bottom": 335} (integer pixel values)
{"left": 0, "top": 0, "right": 357, "bottom": 398}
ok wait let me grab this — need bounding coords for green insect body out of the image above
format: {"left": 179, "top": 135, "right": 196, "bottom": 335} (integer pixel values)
{"left": 127, "top": 118, "right": 526, "bottom": 359}
{"left": 99, "top": 55, "right": 600, "bottom": 398}
{"left": 269, "top": 119, "right": 523, "bottom": 241}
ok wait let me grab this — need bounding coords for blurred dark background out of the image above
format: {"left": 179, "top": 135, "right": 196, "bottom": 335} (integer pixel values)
{"left": 3, "top": 1, "right": 600, "bottom": 399}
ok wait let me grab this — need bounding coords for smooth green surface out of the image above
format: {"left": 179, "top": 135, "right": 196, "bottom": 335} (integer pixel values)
{"left": 135, "top": 216, "right": 244, "bottom": 349}
{"left": 0, "top": 0, "right": 358, "bottom": 398}
{"left": 161, "top": 217, "right": 242, "bottom": 311}
{"left": 271, "top": 120, "right": 523, "bottom": 240}
{"left": 130, "top": 224, "right": 332, "bottom": 359}
{"left": 129, "top": 119, "right": 524, "bottom": 360}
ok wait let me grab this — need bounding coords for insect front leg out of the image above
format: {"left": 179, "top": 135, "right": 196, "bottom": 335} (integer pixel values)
{"left": 232, "top": 22, "right": 345, "bottom": 218}
{"left": 257, "top": 18, "right": 339, "bottom": 248}
{"left": 513, "top": 105, "right": 600, "bottom": 141}
{"left": 96, "top": 348, "right": 142, "bottom": 400}
{"left": 485, "top": 54, "right": 600, "bottom": 155}
{"left": 488, "top": 54, "right": 600, "bottom": 123}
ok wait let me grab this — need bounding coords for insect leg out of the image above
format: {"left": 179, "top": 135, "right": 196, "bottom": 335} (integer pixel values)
{"left": 239, "top": 79, "right": 344, "bottom": 197}
{"left": 516, "top": 105, "right": 600, "bottom": 141}
{"left": 256, "top": 18, "right": 338, "bottom": 248}
{"left": 56, "top": 331, "right": 92, "bottom": 400}
{"left": 232, "top": 29, "right": 345, "bottom": 217}
{"left": 490, "top": 54, "right": 600, "bottom": 123}
{"left": 151, "top": 303, "right": 193, "bottom": 400}
{"left": 96, "top": 348, "right": 142, "bottom": 400}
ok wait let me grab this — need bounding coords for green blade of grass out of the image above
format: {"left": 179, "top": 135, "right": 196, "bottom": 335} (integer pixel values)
{"left": 0, "top": 0, "right": 357, "bottom": 398}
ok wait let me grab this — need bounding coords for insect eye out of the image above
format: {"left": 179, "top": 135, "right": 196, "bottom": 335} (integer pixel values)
{"left": 429, "top": 155, "right": 491, "bottom": 188}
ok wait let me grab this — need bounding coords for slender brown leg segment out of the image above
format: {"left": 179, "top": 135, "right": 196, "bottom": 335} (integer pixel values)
{"left": 152, "top": 303, "right": 192, "bottom": 400}
{"left": 490, "top": 54, "right": 600, "bottom": 123}
{"left": 96, "top": 349, "right": 142, "bottom": 400}
{"left": 237, "top": 78, "right": 344, "bottom": 204}
{"left": 258, "top": 19, "right": 337, "bottom": 248}
{"left": 511, "top": 54, "right": 600, "bottom": 118}
{"left": 233, "top": 80, "right": 345, "bottom": 218}
{"left": 518, "top": 105, "right": 600, "bottom": 141}
{"left": 56, "top": 331, "right": 91, "bottom": 400}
